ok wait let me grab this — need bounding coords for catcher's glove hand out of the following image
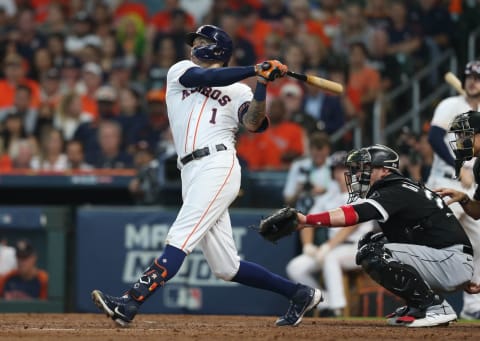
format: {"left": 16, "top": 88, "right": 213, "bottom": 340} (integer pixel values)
{"left": 255, "top": 60, "right": 288, "bottom": 84}
{"left": 257, "top": 207, "right": 299, "bottom": 243}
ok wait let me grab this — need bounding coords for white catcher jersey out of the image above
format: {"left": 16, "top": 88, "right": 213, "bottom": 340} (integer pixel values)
{"left": 429, "top": 95, "right": 480, "bottom": 178}
{"left": 166, "top": 60, "right": 253, "bottom": 159}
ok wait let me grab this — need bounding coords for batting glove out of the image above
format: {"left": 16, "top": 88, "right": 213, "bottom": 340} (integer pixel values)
{"left": 255, "top": 60, "right": 288, "bottom": 84}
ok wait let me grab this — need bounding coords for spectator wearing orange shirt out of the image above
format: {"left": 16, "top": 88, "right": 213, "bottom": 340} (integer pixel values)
{"left": 149, "top": 0, "right": 195, "bottom": 33}
{"left": 347, "top": 42, "right": 381, "bottom": 141}
{"left": 237, "top": 4, "right": 273, "bottom": 61}
{"left": 238, "top": 98, "right": 305, "bottom": 171}
{"left": 78, "top": 62, "right": 103, "bottom": 119}
{"left": 0, "top": 53, "right": 41, "bottom": 111}
{"left": 0, "top": 239, "right": 48, "bottom": 301}
{"left": 288, "top": 0, "right": 331, "bottom": 48}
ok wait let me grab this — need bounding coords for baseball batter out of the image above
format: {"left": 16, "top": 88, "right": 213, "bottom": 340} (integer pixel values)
{"left": 91, "top": 25, "right": 321, "bottom": 327}
{"left": 426, "top": 61, "right": 480, "bottom": 319}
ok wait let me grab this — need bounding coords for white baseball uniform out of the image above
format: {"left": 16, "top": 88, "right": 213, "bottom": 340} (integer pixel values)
{"left": 427, "top": 94, "right": 480, "bottom": 313}
{"left": 163, "top": 60, "right": 252, "bottom": 280}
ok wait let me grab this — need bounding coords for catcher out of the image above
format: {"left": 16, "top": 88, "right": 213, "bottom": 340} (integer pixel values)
{"left": 259, "top": 144, "right": 473, "bottom": 327}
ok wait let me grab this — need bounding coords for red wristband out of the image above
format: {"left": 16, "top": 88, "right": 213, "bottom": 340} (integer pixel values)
{"left": 306, "top": 211, "right": 331, "bottom": 226}
{"left": 340, "top": 205, "right": 357, "bottom": 226}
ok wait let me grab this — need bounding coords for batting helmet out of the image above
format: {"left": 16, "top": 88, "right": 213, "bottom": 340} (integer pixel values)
{"left": 462, "top": 60, "right": 480, "bottom": 87}
{"left": 344, "top": 144, "right": 400, "bottom": 203}
{"left": 185, "top": 25, "right": 233, "bottom": 66}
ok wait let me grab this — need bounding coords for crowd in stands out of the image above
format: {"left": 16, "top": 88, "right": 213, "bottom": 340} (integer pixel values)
{"left": 0, "top": 0, "right": 475, "bottom": 189}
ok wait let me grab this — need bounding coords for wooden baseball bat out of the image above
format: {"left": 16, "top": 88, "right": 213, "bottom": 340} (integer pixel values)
{"left": 444, "top": 71, "right": 465, "bottom": 96}
{"left": 286, "top": 71, "right": 344, "bottom": 95}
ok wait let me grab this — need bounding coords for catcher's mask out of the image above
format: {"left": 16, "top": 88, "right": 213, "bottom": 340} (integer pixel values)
{"left": 448, "top": 110, "right": 480, "bottom": 176}
{"left": 345, "top": 144, "right": 400, "bottom": 203}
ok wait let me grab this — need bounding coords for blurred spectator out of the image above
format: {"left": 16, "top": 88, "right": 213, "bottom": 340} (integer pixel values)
{"left": 179, "top": 0, "right": 212, "bottom": 25}
{"left": 316, "top": 0, "right": 343, "bottom": 41}
{"left": 202, "top": 0, "right": 231, "bottom": 26}
{"left": 117, "top": 87, "right": 148, "bottom": 151}
{"left": 283, "top": 43, "right": 305, "bottom": 74}
{"left": 237, "top": 97, "right": 305, "bottom": 171}
{"left": 59, "top": 54, "right": 82, "bottom": 93}
{"left": 0, "top": 238, "right": 17, "bottom": 276}
{"left": 237, "top": 4, "right": 273, "bottom": 60}
{"left": 0, "top": 112, "right": 28, "bottom": 160}
{"left": 14, "top": 7, "right": 47, "bottom": 63}
{"left": 99, "top": 32, "right": 126, "bottom": 74}
{"left": 38, "top": 2, "right": 68, "bottom": 35}
{"left": 39, "top": 68, "right": 62, "bottom": 108}
{"left": 30, "top": 127, "right": 67, "bottom": 171}
{"left": 347, "top": 42, "right": 381, "bottom": 140}
{"left": 332, "top": 2, "right": 373, "bottom": 58}
{"left": 92, "top": 1, "right": 114, "bottom": 40}
{"left": 303, "top": 69, "right": 345, "bottom": 135}
{"left": 259, "top": 0, "right": 288, "bottom": 28}
{"left": 54, "top": 91, "right": 93, "bottom": 141}
{"left": 0, "top": 53, "right": 41, "bottom": 111}
{"left": 78, "top": 62, "right": 103, "bottom": 119}
{"left": 283, "top": 131, "right": 333, "bottom": 213}
{"left": 364, "top": 0, "right": 391, "bottom": 29}
{"left": 116, "top": 13, "right": 147, "bottom": 65}
{"left": 10, "top": 138, "right": 36, "bottom": 169}
{"left": 87, "top": 120, "right": 133, "bottom": 169}
{"left": 65, "top": 11, "right": 101, "bottom": 55}
{"left": 33, "top": 101, "right": 55, "bottom": 140}
{"left": 66, "top": 139, "right": 93, "bottom": 171}
{"left": 219, "top": 10, "right": 256, "bottom": 66}
{"left": 0, "top": 239, "right": 48, "bottom": 300}
{"left": 128, "top": 140, "right": 160, "bottom": 205}
{"left": 134, "top": 88, "right": 169, "bottom": 155}
{"left": 368, "top": 28, "right": 404, "bottom": 91}
{"left": 287, "top": 0, "right": 330, "bottom": 48}
{"left": 47, "top": 32, "right": 68, "bottom": 70}
{"left": 300, "top": 33, "right": 331, "bottom": 72}
{"left": 386, "top": 0, "right": 422, "bottom": 74}
{"left": 149, "top": 0, "right": 195, "bottom": 33}
{"left": 0, "top": 84, "right": 38, "bottom": 135}
{"left": 327, "top": 67, "right": 360, "bottom": 121}
{"left": 29, "top": 47, "right": 53, "bottom": 81}
{"left": 147, "top": 37, "right": 177, "bottom": 90}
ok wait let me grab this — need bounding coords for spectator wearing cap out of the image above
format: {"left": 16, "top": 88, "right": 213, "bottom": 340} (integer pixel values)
{"left": 280, "top": 82, "right": 318, "bottom": 135}
{"left": 0, "top": 239, "right": 49, "bottom": 300}
{"left": 117, "top": 87, "right": 148, "bottom": 152}
{"left": 77, "top": 62, "right": 103, "bottom": 119}
{"left": 86, "top": 120, "right": 133, "bottom": 169}
{"left": 108, "top": 57, "right": 139, "bottom": 96}
{"left": 0, "top": 53, "right": 41, "bottom": 111}
{"left": 135, "top": 88, "right": 171, "bottom": 155}
{"left": 59, "top": 55, "right": 82, "bottom": 92}
{"left": 129, "top": 140, "right": 161, "bottom": 205}
{"left": 54, "top": 91, "right": 93, "bottom": 141}
{"left": 65, "top": 10, "right": 102, "bottom": 55}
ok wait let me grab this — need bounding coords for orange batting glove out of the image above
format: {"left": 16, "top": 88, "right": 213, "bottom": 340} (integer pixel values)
{"left": 255, "top": 60, "right": 288, "bottom": 84}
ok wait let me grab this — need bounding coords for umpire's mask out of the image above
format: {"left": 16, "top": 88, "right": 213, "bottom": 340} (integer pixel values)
{"left": 448, "top": 110, "right": 480, "bottom": 176}
{"left": 345, "top": 148, "right": 372, "bottom": 203}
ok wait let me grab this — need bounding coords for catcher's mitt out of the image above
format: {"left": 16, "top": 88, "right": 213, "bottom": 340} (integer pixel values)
{"left": 258, "top": 207, "right": 299, "bottom": 243}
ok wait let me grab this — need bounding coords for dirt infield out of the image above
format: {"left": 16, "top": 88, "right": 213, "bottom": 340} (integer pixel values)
{"left": 0, "top": 314, "right": 479, "bottom": 340}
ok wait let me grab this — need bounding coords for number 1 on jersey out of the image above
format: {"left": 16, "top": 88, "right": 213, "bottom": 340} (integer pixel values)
{"left": 209, "top": 108, "right": 217, "bottom": 124}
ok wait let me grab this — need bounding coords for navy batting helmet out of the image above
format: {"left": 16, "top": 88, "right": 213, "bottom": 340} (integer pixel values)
{"left": 462, "top": 60, "right": 480, "bottom": 87}
{"left": 185, "top": 25, "right": 233, "bottom": 66}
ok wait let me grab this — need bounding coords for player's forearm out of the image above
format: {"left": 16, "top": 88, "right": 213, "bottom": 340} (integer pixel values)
{"left": 428, "top": 126, "right": 455, "bottom": 167}
{"left": 179, "top": 66, "right": 256, "bottom": 87}
{"left": 242, "top": 82, "right": 267, "bottom": 131}
{"left": 305, "top": 205, "right": 359, "bottom": 227}
{"left": 460, "top": 196, "right": 480, "bottom": 220}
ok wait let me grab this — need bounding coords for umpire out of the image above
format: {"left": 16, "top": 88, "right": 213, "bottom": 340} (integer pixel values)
{"left": 295, "top": 144, "right": 473, "bottom": 327}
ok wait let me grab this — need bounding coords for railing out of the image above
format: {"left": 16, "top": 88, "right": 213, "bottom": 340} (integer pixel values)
{"left": 372, "top": 49, "right": 458, "bottom": 145}
{"left": 468, "top": 25, "right": 480, "bottom": 62}
{"left": 330, "top": 118, "right": 363, "bottom": 149}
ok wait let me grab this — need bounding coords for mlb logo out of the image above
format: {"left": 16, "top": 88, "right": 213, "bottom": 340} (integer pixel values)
{"left": 164, "top": 286, "right": 203, "bottom": 310}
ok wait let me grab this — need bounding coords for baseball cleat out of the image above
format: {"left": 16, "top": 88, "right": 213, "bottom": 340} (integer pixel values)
{"left": 275, "top": 285, "right": 323, "bottom": 327}
{"left": 404, "top": 312, "right": 457, "bottom": 327}
{"left": 386, "top": 306, "right": 422, "bottom": 326}
{"left": 460, "top": 309, "right": 480, "bottom": 320}
{"left": 91, "top": 289, "right": 138, "bottom": 327}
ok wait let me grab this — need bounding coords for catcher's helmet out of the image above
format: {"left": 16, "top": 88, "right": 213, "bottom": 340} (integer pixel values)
{"left": 185, "top": 25, "right": 233, "bottom": 66}
{"left": 448, "top": 110, "right": 480, "bottom": 176}
{"left": 344, "top": 144, "right": 400, "bottom": 203}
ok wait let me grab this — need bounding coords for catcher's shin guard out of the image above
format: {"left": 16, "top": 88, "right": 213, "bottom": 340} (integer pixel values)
{"left": 128, "top": 260, "right": 167, "bottom": 303}
{"left": 356, "top": 243, "right": 441, "bottom": 310}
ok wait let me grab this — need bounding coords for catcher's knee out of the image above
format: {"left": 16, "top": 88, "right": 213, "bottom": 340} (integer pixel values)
{"left": 355, "top": 243, "right": 439, "bottom": 309}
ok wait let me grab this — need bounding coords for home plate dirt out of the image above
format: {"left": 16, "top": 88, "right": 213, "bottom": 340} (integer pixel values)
{"left": 0, "top": 314, "right": 479, "bottom": 340}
